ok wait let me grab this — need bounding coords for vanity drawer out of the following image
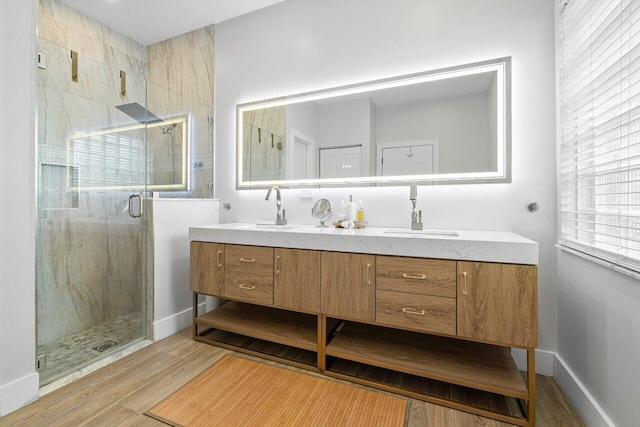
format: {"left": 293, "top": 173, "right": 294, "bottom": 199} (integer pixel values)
{"left": 225, "top": 245, "right": 274, "bottom": 276}
{"left": 224, "top": 272, "right": 273, "bottom": 306}
{"left": 376, "top": 256, "right": 456, "bottom": 298}
{"left": 375, "top": 289, "right": 456, "bottom": 335}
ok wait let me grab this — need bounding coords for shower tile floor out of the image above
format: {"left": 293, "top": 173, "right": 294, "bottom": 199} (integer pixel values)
{"left": 37, "top": 311, "right": 144, "bottom": 386}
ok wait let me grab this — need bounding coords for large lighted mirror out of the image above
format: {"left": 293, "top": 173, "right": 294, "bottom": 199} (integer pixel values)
{"left": 67, "top": 114, "right": 190, "bottom": 192}
{"left": 237, "top": 57, "right": 510, "bottom": 188}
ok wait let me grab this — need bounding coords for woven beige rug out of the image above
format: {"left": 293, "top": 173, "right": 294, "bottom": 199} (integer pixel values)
{"left": 146, "top": 355, "right": 407, "bottom": 426}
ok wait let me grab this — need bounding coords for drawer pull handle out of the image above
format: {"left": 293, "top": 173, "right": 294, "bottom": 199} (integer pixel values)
{"left": 239, "top": 257, "right": 256, "bottom": 263}
{"left": 402, "top": 273, "right": 426, "bottom": 280}
{"left": 366, "top": 263, "right": 372, "bottom": 285}
{"left": 238, "top": 284, "right": 255, "bottom": 290}
{"left": 462, "top": 271, "right": 468, "bottom": 296}
{"left": 216, "top": 250, "right": 223, "bottom": 268}
{"left": 402, "top": 308, "right": 426, "bottom": 316}
{"left": 275, "top": 255, "right": 280, "bottom": 275}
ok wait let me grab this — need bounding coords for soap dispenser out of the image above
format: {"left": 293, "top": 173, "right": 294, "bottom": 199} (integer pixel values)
{"left": 357, "top": 199, "right": 365, "bottom": 223}
{"left": 346, "top": 195, "right": 357, "bottom": 221}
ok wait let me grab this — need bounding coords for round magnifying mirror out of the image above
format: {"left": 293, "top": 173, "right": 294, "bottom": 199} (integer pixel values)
{"left": 311, "top": 198, "right": 333, "bottom": 227}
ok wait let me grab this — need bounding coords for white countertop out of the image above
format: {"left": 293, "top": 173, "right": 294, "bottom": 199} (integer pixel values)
{"left": 189, "top": 223, "right": 538, "bottom": 265}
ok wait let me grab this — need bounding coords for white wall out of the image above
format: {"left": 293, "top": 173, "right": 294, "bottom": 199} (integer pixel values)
{"left": 553, "top": 2, "right": 632, "bottom": 424}
{"left": 556, "top": 253, "right": 636, "bottom": 427}
{"left": 0, "top": 0, "right": 39, "bottom": 416}
{"left": 215, "top": 0, "right": 557, "bottom": 354}
{"left": 152, "top": 199, "right": 219, "bottom": 341}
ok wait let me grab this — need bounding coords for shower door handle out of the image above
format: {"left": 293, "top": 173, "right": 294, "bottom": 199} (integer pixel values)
{"left": 128, "top": 194, "right": 143, "bottom": 218}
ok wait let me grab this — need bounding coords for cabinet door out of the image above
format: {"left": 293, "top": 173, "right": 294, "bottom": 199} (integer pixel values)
{"left": 274, "top": 248, "right": 321, "bottom": 313}
{"left": 457, "top": 262, "right": 537, "bottom": 348}
{"left": 190, "top": 241, "right": 224, "bottom": 296}
{"left": 321, "top": 252, "right": 375, "bottom": 321}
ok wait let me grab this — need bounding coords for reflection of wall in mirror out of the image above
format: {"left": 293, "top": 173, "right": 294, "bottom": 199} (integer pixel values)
{"left": 375, "top": 91, "right": 492, "bottom": 174}
{"left": 487, "top": 73, "right": 498, "bottom": 172}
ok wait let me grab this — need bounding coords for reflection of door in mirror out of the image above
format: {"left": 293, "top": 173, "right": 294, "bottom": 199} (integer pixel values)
{"left": 293, "top": 141, "right": 309, "bottom": 178}
{"left": 287, "top": 129, "right": 315, "bottom": 179}
{"left": 320, "top": 145, "right": 362, "bottom": 179}
{"left": 377, "top": 140, "right": 439, "bottom": 176}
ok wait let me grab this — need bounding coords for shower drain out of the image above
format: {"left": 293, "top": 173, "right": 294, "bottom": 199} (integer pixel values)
{"left": 93, "top": 340, "right": 118, "bottom": 352}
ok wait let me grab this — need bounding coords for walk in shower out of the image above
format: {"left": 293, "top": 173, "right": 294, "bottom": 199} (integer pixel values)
{"left": 36, "top": 38, "right": 151, "bottom": 386}
{"left": 36, "top": 0, "right": 214, "bottom": 386}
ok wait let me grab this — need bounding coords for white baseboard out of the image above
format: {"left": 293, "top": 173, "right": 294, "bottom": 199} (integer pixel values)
{"left": 0, "top": 372, "right": 39, "bottom": 416}
{"left": 153, "top": 302, "right": 206, "bottom": 341}
{"left": 553, "top": 354, "right": 615, "bottom": 427}
{"left": 511, "top": 348, "right": 555, "bottom": 375}
{"left": 512, "top": 348, "right": 614, "bottom": 426}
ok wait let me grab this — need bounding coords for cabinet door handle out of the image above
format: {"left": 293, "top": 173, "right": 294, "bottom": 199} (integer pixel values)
{"left": 238, "top": 284, "right": 255, "bottom": 290}
{"left": 366, "top": 263, "right": 372, "bottom": 284}
{"left": 216, "top": 250, "right": 223, "bottom": 268}
{"left": 239, "top": 257, "right": 256, "bottom": 263}
{"left": 402, "top": 273, "right": 426, "bottom": 280}
{"left": 462, "top": 271, "right": 468, "bottom": 296}
{"left": 275, "top": 255, "right": 280, "bottom": 275}
{"left": 402, "top": 308, "right": 426, "bottom": 316}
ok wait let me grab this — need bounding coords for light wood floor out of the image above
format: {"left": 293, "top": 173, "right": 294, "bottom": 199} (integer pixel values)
{"left": 0, "top": 328, "right": 585, "bottom": 427}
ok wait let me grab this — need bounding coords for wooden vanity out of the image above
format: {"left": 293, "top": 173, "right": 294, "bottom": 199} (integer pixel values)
{"left": 189, "top": 224, "right": 538, "bottom": 426}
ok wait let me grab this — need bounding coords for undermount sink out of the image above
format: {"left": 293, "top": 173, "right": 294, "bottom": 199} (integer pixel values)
{"left": 383, "top": 229, "right": 459, "bottom": 237}
{"left": 253, "top": 224, "right": 300, "bottom": 229}
{"left": 224, "top": 223, "right": 299, "bottom": 230}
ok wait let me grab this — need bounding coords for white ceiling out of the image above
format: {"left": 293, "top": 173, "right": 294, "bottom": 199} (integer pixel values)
{"left": 58, "top": 0, "right": 286, "bottom": 46}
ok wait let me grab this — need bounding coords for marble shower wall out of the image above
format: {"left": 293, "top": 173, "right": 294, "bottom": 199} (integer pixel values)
{"left": 243, "top": 107, "right": 286, "bottom": 181}
{"left": 37, "top": 0, "right": 147, "bottom": 346}
{"left": 145, "top": 26, "right": 215, "bottom": 198}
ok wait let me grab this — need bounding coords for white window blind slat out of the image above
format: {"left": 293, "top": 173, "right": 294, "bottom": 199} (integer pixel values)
{"left": 560, "top": 0, "right": 640, "bottom": 272}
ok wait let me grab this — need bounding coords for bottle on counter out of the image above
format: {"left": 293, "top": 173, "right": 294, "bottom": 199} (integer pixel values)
{"left": 346, "top": 195, "right": 357, "bottom": 221}
{"left": 357, "top": 199, "right": 365, "bottom": 223}
{"left": 338, "top": 200, "right": 346, "bottom": 221}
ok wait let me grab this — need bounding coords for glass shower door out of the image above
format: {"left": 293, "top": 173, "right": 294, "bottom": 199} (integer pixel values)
{"left": 36, "top": 42, "right": 149, "bottom": 386}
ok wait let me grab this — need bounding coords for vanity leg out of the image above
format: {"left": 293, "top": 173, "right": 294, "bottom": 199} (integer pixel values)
{"left": 527, "top": 348, "right": 536, "bottom": 426}
{"left": 317, "top": 314, "right": 326, "bottom": 371}
{"left": 192, "top": 292, "right": 198, "bottom": 339}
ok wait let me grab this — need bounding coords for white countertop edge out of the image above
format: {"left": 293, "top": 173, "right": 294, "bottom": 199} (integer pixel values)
{"left": 189, "top": 224, "right": 539, "bottom": 265}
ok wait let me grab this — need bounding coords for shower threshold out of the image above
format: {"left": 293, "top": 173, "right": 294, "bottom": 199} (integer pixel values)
{"left": 37, "top": 311, "right": 148, "bottom": 389}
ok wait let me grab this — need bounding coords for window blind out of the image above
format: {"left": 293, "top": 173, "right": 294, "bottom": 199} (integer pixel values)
{"left": 559, "top": 0, "right": 640, "bottom": 272}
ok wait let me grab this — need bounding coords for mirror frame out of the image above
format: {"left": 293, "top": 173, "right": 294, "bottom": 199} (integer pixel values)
{"left": 236, "top": 57, "right": 511, "bottom": 189}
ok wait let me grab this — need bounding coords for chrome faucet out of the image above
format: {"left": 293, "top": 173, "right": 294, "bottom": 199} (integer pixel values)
{"left": 410, "top": 183, "right": 423, "bottom": 230}
{"left": 265, "top": 186, "right": 287, "bottom": 225}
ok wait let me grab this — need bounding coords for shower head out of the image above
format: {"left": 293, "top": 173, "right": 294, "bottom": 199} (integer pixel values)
{"left": 160, "top": 123, "right": 178, "bottom": 134}
{"left": 115, "top": 102, "right": 163, "bottom": 124}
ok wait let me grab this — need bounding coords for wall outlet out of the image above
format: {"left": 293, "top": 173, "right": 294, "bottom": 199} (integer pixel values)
{"left": 38, "top": 52, "right": 46, "bottom": 69}
{"left": 36, "top": 354, "right": 46, "bottom": 371}
{"left": 300, "top": 190, "right": 313, "bottom": 199}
